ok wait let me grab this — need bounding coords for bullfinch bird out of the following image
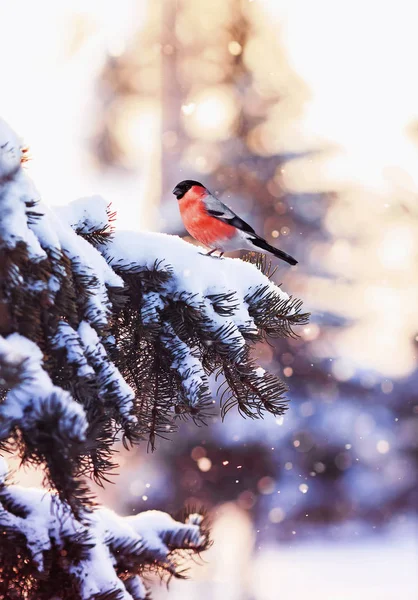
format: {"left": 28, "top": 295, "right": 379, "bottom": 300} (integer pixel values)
{"left": 173, "top": 180, "right": 298, "bottom": 266}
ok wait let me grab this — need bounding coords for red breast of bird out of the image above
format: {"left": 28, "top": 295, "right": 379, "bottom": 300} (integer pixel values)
{"left": 179, "top": 185, "right": 236, "bottom": 249}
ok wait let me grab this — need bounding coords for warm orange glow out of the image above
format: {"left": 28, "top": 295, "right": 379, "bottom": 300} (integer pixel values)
{"left": 183, "top": 86, "right": 239, "bottom": 141}
{"left": 262, "top": 0, "right": 418, "bottom": 377}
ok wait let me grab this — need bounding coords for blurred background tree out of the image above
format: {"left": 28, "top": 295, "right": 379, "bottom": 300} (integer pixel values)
{"left": 89, "top": 0, "right": 417, "bottom": 541}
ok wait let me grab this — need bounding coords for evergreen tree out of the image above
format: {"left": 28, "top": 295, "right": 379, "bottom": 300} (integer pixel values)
{"left": 0, "top": 117, "right": 307, "bottom": 598}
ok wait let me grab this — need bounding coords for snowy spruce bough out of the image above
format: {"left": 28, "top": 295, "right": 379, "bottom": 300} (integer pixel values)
{"left": 0, "top": 117, "right": 308, "bottom": 599}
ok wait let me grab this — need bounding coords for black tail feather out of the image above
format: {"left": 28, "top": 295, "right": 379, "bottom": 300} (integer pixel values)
{"left": 250, "top": 236, "right": 298, "bottom": 266}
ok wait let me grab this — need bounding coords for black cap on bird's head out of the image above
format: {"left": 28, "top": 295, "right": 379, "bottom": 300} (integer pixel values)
{"left": 172, "top": 179, "right": 205, "bottom": 199}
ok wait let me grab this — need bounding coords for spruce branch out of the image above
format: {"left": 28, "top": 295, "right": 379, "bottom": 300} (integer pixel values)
{"left": 0, "top": 116, "right": 308, "bottom": 597}
{"left": 0, "top": 459, "right": 209, "bottom": 600}
{"left": 0, "top": 115, "right": 308, "bottom": 501}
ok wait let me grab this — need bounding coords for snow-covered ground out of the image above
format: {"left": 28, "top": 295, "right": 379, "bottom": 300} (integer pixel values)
{"left": 249, "top": 537, "right": 417, "bottom": 600}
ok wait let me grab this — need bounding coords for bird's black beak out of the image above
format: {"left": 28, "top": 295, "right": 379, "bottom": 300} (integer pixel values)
{"left": 172, "top": 185, "right": 183, "bottom": 199}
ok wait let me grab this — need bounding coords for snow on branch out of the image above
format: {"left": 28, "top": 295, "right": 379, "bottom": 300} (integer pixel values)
{"left": 0, "top": 458, "right": 209, "bottom": 600}
{"left": 0, "top": 117, "right": 308, "bottom": 512}
{"left": 97, "top": 228, "right": 308, "bottom": 433}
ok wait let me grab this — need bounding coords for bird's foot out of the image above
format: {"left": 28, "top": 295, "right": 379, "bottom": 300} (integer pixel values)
{"left": 199, "top": 249, "right": 224, "bottom": 259}
{"left": 199, "top": 252, "right": 222, "bottom": 259}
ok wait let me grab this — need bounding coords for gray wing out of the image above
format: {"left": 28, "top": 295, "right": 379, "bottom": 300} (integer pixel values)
{"left": 204, "top": 193, "right": 256, "bottom": 235}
